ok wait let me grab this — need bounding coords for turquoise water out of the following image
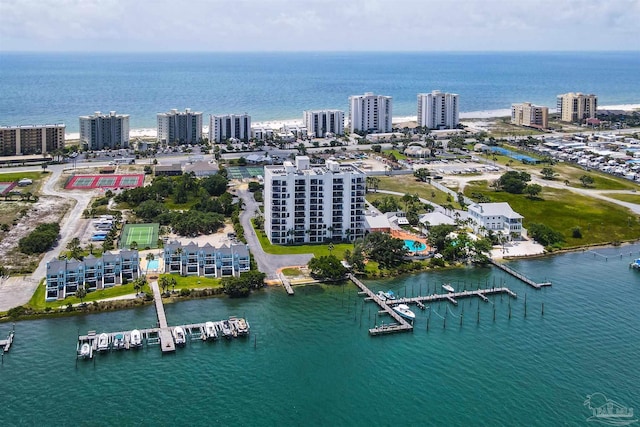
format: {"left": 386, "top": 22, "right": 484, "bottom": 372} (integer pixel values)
{"left": 2, "top": 245, "right": 640, "bottom": 425}
{"left": 146, "top": 259, "right": 159, "bottom": 270}
{"left": 404, "top": 239, "right": 426, "bottom": 252}
{"left": 1, "top": 52, "right": 639, "bottom": 132}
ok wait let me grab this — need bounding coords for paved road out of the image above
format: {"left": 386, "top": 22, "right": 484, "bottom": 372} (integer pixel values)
{"left": 236, "top": 186, "right": 313, "bottom": 280}
{"left": 0, "top": 164, "right": 95, "bottom": 311}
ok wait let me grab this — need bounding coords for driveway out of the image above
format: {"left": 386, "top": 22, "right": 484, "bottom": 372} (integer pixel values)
{"left": 236, "top": 186, "right": 313, "bottom": 280}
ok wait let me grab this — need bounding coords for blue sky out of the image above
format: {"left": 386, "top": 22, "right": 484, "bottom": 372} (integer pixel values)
{"left": 1, "top": 0, "right": 639, "bottom": 51}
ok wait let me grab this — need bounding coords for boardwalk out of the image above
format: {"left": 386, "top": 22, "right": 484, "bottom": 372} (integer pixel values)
{"left": 278, "top": 273, "right": 295, "bottom": 295}
{"left": 490, "top": 259, "right": 551, "bottom": 289}
{"left": 387, "top": 287, "right": 518, "bottom": 307}
{"left": 348, "top": 274, "right": 413, "bottom": 335}
{"left": 149, "top": 281, "right": 174, "bottom": 352}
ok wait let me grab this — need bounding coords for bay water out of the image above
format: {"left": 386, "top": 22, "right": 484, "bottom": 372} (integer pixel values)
{"left": 2, "top": 244, "right": 639, "bottom": 426}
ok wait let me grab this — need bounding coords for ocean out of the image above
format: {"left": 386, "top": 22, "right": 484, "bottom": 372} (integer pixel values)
{"left": 2, "top": 245, "right": 640, "bottom": 426}
{"left": 1, "top": 51, "right": 640, "bottom": 133}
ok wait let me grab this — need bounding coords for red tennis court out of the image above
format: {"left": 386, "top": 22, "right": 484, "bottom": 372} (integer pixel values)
{"left": 65, "top": 174, "right": 144, "bottom": 190}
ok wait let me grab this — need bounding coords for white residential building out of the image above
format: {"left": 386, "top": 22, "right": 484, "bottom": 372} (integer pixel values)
{"left": 303, "top": 110, "right": 345, "bottom": 137}
{"left": 511, "top": 102, "right": 549, "bottom": 129}
{"left": 79, "top": 111, "right": 130, "bottom": 150}
{"left": 467, "top": 202, "right": 523, "bottom": 239}
{"left": 264, "top": 156, "right": 366, "bottom": 244}
{"left": 157, "top": 108, "right": 203, "bottom": 144}
{"left": 417, "top": 91, "right": 459, "bottom": 129}
{"left": 209, "top": 114, "right": 251, "bottom": 143}
{"left": 348, "top": 92, "right": 392, "bottom": 134}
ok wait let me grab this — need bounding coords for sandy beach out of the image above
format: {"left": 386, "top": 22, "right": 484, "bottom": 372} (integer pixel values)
{"left": 63, "top": 103, "right": 640, "bottom": 140}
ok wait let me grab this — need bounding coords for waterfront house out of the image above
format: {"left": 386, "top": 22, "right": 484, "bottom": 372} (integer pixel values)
{"left": 467, "top": 202, "right": 523, "bottom": 240}
{"left": 162, "top": 241, "right": 250, "bottom": 277}
{"left": 45, "top": 251, "right": 140, "bottom": 301}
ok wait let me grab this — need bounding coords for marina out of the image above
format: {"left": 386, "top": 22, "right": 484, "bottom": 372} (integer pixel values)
{"left": 349, "top": 274, "right": 518, "bottom": 336}
{"left": 76, "top": 281, "right": 250, "bottom": 359}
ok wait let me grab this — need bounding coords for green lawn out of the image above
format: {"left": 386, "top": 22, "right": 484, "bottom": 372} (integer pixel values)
{"left": 281, "top": 267, "right": 302, "bottom": 276}
{"left": 384, "top": 149, "right": 407, "bottom": 160}
{"left": 0, "top": 171, "right": 45, "bottom": 183}
{"left": 464, "top": 180, "right": 640, "bottom": 247}
{"left": 375, "top": 176, "right": 462, "bottom": 208}
{"left": 158, "top": 274, "right": 222, "bottom": 290}
{"left": 253, "top": 220, "right": 352, "bottom": 259}
{"left": 27, "top": 280, "right": 151, "bottom": 311}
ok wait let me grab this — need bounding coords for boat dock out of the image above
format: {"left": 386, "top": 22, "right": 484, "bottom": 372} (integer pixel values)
{"left": 278, "top": 272, "right": 295, "bottom": 295}
{"left": 490, "top": 259, "right": 551, "bottom": 289}
{"left": 0, "top": 326, "right": 15, "bottom": 353}
{"left": 348, "top": 274, "right": 413, "bottom": 336}
{"left": 76, "top": 280, "right": 250, "bottom": 359}
{"left": 348, "top": 275, "right": 518, "bottom": 336}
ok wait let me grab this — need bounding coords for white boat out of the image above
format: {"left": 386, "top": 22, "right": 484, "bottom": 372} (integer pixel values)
{"left": 393, "top": 304, "right": 416, "bottom": 321}
{"left": 205, "top": 322, "right": 218, "bottom": 340}
{"left": 221, "top": 320, "right": 233, "bottom": 339}
{"left": 630, "top": 258, "right": 640, "bottom": 269}
{"left": 442, "top": 283, "right": 455, "bottom": 293}
{"left": 236, "top": 318, "right": 249, "bottom": 335}
{"left": 173, "top": 326, "right": 186, "bottom": 346}
{"left": 97, "top": 333, "right": 110, "bottom": 351}
{"left": 112, "top": 333, "right": 125, "bottom": 350}
{"left": 377, "top": 290, "right": 396, "bottom": 301}
{"left": 79, "top": 343, "right": 91, "bottom": 358}
{"left": 130, "top": 329, "right": 142, "bottom": 348}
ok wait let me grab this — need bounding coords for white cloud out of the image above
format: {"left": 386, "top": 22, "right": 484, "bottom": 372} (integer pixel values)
{"left": 0, "top": 0, "right": 638, "bottom": 51}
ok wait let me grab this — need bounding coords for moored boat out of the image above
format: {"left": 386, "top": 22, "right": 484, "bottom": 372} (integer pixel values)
{"left": 221, "top": 320, "right": 233, "bottom": 339}
{"left": 377, "top": 290, "right": 396, "bottom": 301}
{"left": 393, "top": 304, "right": 416, "bottom": 321}
{"left": 130, "top": 329, "right": 142, "bottom": 348}
{"left": 79, "top": 343, "right": 91, "bottom": 358}
{"left": 205, "top": 322, "right": 218, "bottom": 340}
{"left": 442, "top": 283, "right": 455, "bottom": 293}
{"left": 630, "top": 258, "right": 640, "bottom": 269}
{"left": 236, "top": 318, "right": 249, "bottom": 335}
{"left": 173, "top": 326, "right": 186, "bottom": 347}
{"left": 113, "top": 333, "right": 125, "bottom": 350}
{"left": 97, "top": 333, "right": 110, "bottom": 352}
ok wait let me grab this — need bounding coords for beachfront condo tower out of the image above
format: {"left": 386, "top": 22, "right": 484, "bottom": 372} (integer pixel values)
{"left": 511, "top": 102, "right": 549, "bottom": 129}
{"left": 157, "top": 108, "right": 203, "bottom": 145}
{"left": 303, "top": 110, "right": 345, "bottom": 137}
{"left": 79, "top": 111, "right": 130, "bottom": 150}
{"left": 556, "top": 92, "right": 598, "bottom": 123}
{"left": 264, "top": 156, "right": 366, "bottom": 244}
{"left": 209, "top": 114, "right": 251, "bottom": 143}
{"left": 348, "top": 92, "right": 392, "bottom": 134}
{"left": 0, "top": 124, "right": 65, "bottom": 156}
{"left": 417, "top": 90, "right": 460, "bottom": 130}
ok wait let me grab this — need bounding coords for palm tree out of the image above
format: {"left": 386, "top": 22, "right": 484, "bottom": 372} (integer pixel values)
{"left": 75, "top": 285, "right": 87, "bottom": 303}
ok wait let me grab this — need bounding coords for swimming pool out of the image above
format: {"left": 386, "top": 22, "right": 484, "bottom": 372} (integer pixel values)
{"left": 147, "top": 259, "right": 159, "bottom": 271}
{"left": 489, "top": 147, "right": 539, "bottom": 163}
{"left": 404, "top": 240, "right": 426, "bottom": 252}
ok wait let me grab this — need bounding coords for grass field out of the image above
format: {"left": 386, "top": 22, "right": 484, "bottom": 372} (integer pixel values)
{"left": 605, "top": 193, "right": 640, "bottom": 204}
{"left": 120, "top": 223, "right": 159, "bottom": 249}
{"left": 253, "top": 219, "right": 352, "bottom": 259}
{"left": 158, "top": 274, "right": 222, "bottom": 291}
{"left": 464, "top": 180, "right": 640, "bottom": 247}
{"left": 375, "top": 176, "right": 462, "bottom": 208}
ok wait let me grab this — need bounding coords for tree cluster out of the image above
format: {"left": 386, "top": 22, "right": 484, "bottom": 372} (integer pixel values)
{"left": 308, "top": 255, "right": 347, "bottom": 280}
{"left": 19, "top": 223, "right": 60, "bottom": 254}
{"left": 356, "top": 232, "right": 408, "bottom": 269}
{"left": 222, "top": 270, "right": 266, "bottom": 297}
{"left": 496, "top": 171, "right": 532, "bottom": 194}
{"left": 528, "top": 223, "right": 564, "bottom": 247}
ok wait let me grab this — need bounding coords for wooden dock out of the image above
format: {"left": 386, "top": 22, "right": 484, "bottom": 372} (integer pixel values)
{"left": 150, "top": 280, "right": 175, "bottom": 352}
{"left": 0, "top": 328, "right": 15, "bottom": 352}
{"left": 279, "top": 273, "right": 295, "bottom": 295}
{"left": 347, "top": 274, "right": 413, "bottom": 336}
{"left": 386, "top": 287, "right": 518, "bottom": 307}
{"left": 490, "top": 259, "right": 551, "bottom": 289}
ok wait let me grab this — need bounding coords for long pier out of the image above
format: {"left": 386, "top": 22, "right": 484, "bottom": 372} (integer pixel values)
{"left": 489, "top": 259, "right": 551, "bottom": 289}
{"left": 76, "top": 280, "right": 250, "bottom": 359}
{"left": 278, "top": 273, "right": 295, "bottom": 295}
{"left": 348, "top": 274, "right": 413, "bottom": 335}
{"left": 386, "top": 287, "right": 517, "bottom": 307}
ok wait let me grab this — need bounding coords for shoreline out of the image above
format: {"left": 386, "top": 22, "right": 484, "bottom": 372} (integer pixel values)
{"left": 63, "top": 103, "right": 640, "bottom": 139}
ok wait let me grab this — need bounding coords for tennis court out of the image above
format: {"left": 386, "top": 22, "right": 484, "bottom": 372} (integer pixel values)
{"left": 120, "top": 223, "right": 159, "bottom": 249}
{"left": 66, "top": 174, "right": 145, "bottom": 190}
{"left": 0, "top": 182, "right": 16, "bottom": 195}
{"left": 226, "top": 166, "right": 265, "bottom": 180}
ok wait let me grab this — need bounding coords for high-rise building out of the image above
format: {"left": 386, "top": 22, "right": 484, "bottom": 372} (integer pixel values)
{"left": 511, "top": 102, "right": 549, "bottom": 128}
{"left": 417, "top": 90, "right": 459, "bottom": 129}
{"left": 264, "top": 156, "right": 366, "bottom": 244}
{"left": 0, "top": 124, "right": 65, "bottom": 156}
{"left": 209, "top": 114, "right": 251, "bottom": 143}
{"left": 157, "top": 108, "right": 203, "bottom": 144}
{"left": 556, "top": 93, "right": 598, "bottom": 123}
{"left": 79, "top": 111, "right": 130, "bottom": 150}
{"left": 348, "top": 92, "right": 392, "bottom": 134}
{"left": 303, "top": 110, "right": 345, "bottom": 137}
